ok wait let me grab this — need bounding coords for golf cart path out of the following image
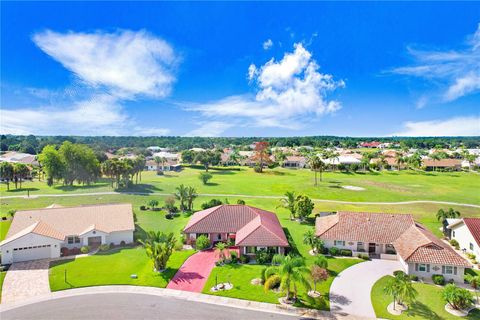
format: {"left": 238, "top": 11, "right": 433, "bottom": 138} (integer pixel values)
{"left": 1, "top": 191, "right": 479, "bottom": 208}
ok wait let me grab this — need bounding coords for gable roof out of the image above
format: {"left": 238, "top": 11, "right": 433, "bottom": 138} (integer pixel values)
{"left": 422, "top": 159, "right": 462, "bottom": 167}
{"left": 0, "top": 221, "right": 65, "bottom": 246}
{"left": 184, "top": 205, "right": 289, "bottom": 247}
{"left": 461, "top": 218, "right": 480, "bottom": 247}
{"left": 316, "top": 211, "right": 470, "bottom": 267}
{"left": 3, "top": 203, "right": 134, "bottom": 245}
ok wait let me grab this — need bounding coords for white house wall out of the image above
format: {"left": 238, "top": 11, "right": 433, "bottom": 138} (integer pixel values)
{"left": 408, "top": 262, "right": 465, "bottom": 283}
{"left": 451, "top": 223, "right": 480, "bottom": 257}
{"left": 106, "top": 230, "right": 134, "bottom": 245}
{"left": 0, "top": 233, "right": 61, "bottom": 264}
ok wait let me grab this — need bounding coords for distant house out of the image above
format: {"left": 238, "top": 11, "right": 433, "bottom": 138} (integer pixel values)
{"left": 0, "top": 204, "right": 135, "bottom": 264}
{"left": 359, "top": 141, "right": 381, "bottom": 148}
{"left": 145, "top": 159, "right": 181, "bottom": 172}
{"left": 422, "top": 159, "right": 462, "bottom": 171}
{"left": 184, "top": 205, "right": 289, "bottom": 257}
{"left": 316, "top": 211, "right": 470, "bottom": 283}
{"left": 321, "top": 155, "right": 361, "bottom": 166}
{"left": 0, "top": 151, "right": 39, "bottom": 166}
{"left": 282, "top": 156, "right": 307, "bottom": 168}
{"left": 447, "top": 218, "right": 480, "bottom": 258}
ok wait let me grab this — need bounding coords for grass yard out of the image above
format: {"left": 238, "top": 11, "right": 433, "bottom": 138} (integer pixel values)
{"left": 371, "top": 275, "right": 480, "bottom": 320}
{"left": 1, "top": 167, "right": 479, "bottom": 205}
{"left": 49, "top": 247, "right": 195, "bottom": 291}
{"left": 0, "top": 220, "right": 12, "bottom": 241}
{"left": 0, "top": 271, "right": 6, "bottom": 303}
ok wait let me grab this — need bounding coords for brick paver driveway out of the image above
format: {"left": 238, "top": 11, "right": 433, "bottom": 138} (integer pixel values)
{"left": 2, "top": 260, "right": 51, "bottom": 304}
{"left": 167, "top": 249, "right": 218, "bottom": 292}
{"left": 329, "top": 259, "right": 403, "bottom": 319}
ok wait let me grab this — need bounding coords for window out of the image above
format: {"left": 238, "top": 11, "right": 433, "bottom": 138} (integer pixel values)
{"left": 68, "top": 236, "right": 74, "bottom": 244}
{"left": 75, "top": 236, "right": 80, "bottom": 244}
{"left": 246, "top": 246, "right": 256, "bottom": 254}
{"left": 444, "top": 266, "right": 453, "bottom": 274}
{"left": 452, "top": 231, "right": 455, "bottom": 237}
{"left": 334, "top": 240, "right": 345, "bottom": 246}
{"left": 418, "top": 264, "right": 427, "bottom": 272}
{"left": 217, "top": 234, "right": 222, "bottom": 240}
{"left": 470, "top": 243, "right": 474, "bottom": 251}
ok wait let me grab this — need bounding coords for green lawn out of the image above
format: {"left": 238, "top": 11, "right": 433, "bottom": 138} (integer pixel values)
{"left": 371, "top": 276, "right": 480, "bottom": 320}
{"left": 2, "top": 167, "right": 479, "bottom": 204}
{"left": 0, "top": 220, "right": 12, "bottom": 241}
{"left": 49, "top": 247, "right": 195, "bottom": 291}
{"left": 0, "top": 271, "right": 6, "bottom": 303}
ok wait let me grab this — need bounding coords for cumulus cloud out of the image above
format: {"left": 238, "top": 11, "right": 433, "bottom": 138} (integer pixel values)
{"left": 392, "top": 24, "right": 480, "bottom": 103}
{"left": 187, "top": 43, "right": 344, "bottom": 130}
{"left": 392, "top": 116, "right": 480, "bottom": 136}
{"left": 263, "top": 39, "right": 273, "bottom": 50}
{"left": 185, "top": 121, "right": 233, "bottom": 137}
{"left": 2, "top": 29, "right": 177, "bottom": 136}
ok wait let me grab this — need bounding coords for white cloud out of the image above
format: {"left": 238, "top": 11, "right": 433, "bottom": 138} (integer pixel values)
{"left": 33, "top": 29, "right": 178, "bottom": 99}
{"left": 185, "top": 121, "right": 233, "bottom": 137}
{"left": 392, "top": 116, "right": 480, "bottom": 136}
{"left": 263, "top": 39, "right": 273, "bottom": 50}
{"left": 2, "top": 29, "right": 178, "bottom": 136}
{"left": 187, "top": 43, "right": 344, "bottom": 129}
{"left": 392, "top": 24, "right": 480, "bottom": 102}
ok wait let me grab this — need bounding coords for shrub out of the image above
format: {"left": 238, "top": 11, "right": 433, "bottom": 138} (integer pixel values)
{"left": 80, "top": 246, "right": 90, "bottom": 254}
{"left": 449, "top": 239, "right": 460, "bottom": 250}
{"left": 186, "top": 238, "right": 196, "bottom": 246}
{"left": 253, "top": 165, "right": 262, "bottom": 173}
{"left": 358, "top": 254, "right": 370, "bottom": 260}
{"left": 466, "top": 253, "right": 476, "bottom": 260}
{"left": 139, "top": 205, "right": 147, "bottom": 211}
{"left": 7, "top": 209, "right": 16, "bottom": 217}
{"left": 195, "top": 235, "right": 211, "bottom": 250}
{"left": 120, "top": 240, "right": 126, "bottom": 246}
{"left": 256, "top": 249, "right": 273, "bottom": 264}
{"left": 201, "top": 199, "right": 223, "bottom": 210}
{"left": 99, "top": 244, "right": 111, "bottom": 252}
{"left": 432, "top": 274, "right": 445, "bottom": 285}
{"left": 230, "top": 251, "right": 238, "bottom": 263}
{"left": 442, "top": 284, "right": 474, "bottom": 310}
{"left": 236, "top": 199, "right": 246, "bottom": 205}
{"left": 393, "top": 270, "right": 407, "bottom": 278}
{"left": 264, "top": 275, "right": 281, "bottom": 292}
{"left": 329, "top": 247, "right": 339, "bottom": 256}
{"left": 409, "top": 275, "right": 419, "bottom": 281}
{"left": 340, "top": 249, "right": 352, "bottom": 257}
{"left": 260, "top": 267, "right": 267, "bottom": 282}
{"left": 199, "top": 172, "right": 213, "bottom": 185}
{"left": 239, "top": 255, "right": 250, "bottom": 264}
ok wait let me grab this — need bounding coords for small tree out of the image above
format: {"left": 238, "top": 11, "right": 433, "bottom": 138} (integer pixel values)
{"left": 199, "top": 172, "right": 213, "bottom": 185}
{"left": 196, "top": 235, "right": 211, "bottom": 250}
{"left": 310, "top": 265, "right": 328, "bottom": 293}
{"left": 313, "top": 254, "right": 328, "bottom": 269}
{"left": 464, "top": 274, "right": 480, "bottom": 303}
{"left": 148, "top": 199, "right": 159, "bottom": 210}
{"left": 277, "top": 191, "right": 297, "bottom": 220}
{"left": 215, "top": 242, "right": 228, "bottom": 263}
{"left": 295, "top": 195, "right": 314, "bottom": 221}
{"left": 442, "top": 283, "right": 474, "bottom": 310}
{"left": 303, "top": 229, "right": 323, "bottom": 254}
{"left": 140, "top": 232, "right": 176, "bottom": 272}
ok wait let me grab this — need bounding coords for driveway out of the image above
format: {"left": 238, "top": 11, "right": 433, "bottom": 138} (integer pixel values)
{"left": 329, "top": 259, "right": 403, "bottom": 319}
{"left": 2, "top": 260, "right": 51, "bottom": 304}
{"left": 167, "top": 249, "right": 217, "bottom": 292}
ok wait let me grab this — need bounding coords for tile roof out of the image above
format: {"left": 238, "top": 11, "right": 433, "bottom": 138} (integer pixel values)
{"left": 422, "top": 159, "right": 462, "bottom": 167}
{"left": 0, "top": 221, "right": 65, "bottom": 245}
{"left": 316, "top": 211, "right": 470, "bottom": 267}
{"left": 463, "top": 218, "right": 480, "bottom": 247}
{"left": 4, "top": 203, "right": 134, "bottom": 243}
{"left": 316, "top": 211, "right": 414, "bottom": 243}
{"left": 184, "top": 205, "right": 289, "bottom": 247}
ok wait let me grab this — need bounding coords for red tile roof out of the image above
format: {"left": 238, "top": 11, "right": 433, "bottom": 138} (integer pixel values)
{"left": 422, "top": 159, "right": 462, "bottom": 167}
{"left": 184, "top": 205, "right": 289, "bottom": 247}
{"left": 463, "top": 218, "right": 480, "bottom": 247}
{"left": 316, "top": 211, "right": 469, "bottom": 267}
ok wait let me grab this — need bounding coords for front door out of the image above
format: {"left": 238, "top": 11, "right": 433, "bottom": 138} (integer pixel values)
{"left": 88, "top": 236, "right": 102, "bottom": 248}
{"left": 368, "top": 243, "right": 376, "bottom": 254}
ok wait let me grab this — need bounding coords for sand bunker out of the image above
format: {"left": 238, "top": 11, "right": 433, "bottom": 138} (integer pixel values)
{"left": 342, "top": 185, "right": 365, "bottom": 191}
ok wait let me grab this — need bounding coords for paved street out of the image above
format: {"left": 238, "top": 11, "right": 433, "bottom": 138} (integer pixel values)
{"left": 1, "top": 293, "right": 300, "bottom": 320}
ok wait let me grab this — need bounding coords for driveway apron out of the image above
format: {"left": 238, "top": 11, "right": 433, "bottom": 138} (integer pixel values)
{"left": 329, "top": 259, "right": 403, "bottom": 319}
{"left": 2, "top": 260, "right": 51, "bottom": 304}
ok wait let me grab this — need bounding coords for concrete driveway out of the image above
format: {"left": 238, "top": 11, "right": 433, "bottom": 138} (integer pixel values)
{"left": 2, "top": 260, "right": 51, "bottom": 304}
{"left": 329, "top": 259, "right": 403, "bottom": 319}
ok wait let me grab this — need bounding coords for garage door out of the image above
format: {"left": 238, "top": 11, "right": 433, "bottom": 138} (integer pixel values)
{"left": 12, "top": 245, "right": 52, "bottom": 262}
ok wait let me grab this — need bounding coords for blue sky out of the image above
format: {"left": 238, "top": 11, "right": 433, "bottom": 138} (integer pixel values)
{"left": 1, "top": 2, "right": 479, "bottom": 137}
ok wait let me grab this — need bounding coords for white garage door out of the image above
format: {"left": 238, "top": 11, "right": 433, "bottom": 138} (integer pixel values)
{"left": 12, "top": 244, "right": 52, "bottom": 262}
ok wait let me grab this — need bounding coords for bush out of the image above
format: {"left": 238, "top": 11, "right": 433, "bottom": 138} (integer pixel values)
{"left": 340, "top": 249, "right": 352, "bottom": 256}
{"left": 236, "top": 199, "right": 246, "bottom": 205}
{"left": 199, "top": 172, "right": 213, "bottom": 185}
{"left": 264, "top": 275, "right": 281, "bottom": 292}
{"left": 239, "top": 255, "right": 250, "bottom": 264}
{"left": 329, "top": 247, "right": 340, "bottom": 256}
{"left": 99, "top": 244, "right": 111, "bottom": 251}
{"left": 393, "top": 270, "right": 407, "bottom": 278}
{"left": 120, "top": 240, "right": 126, "bottom": 246}
{"left": 253, "top": 165, "right": 262, "bottom": 173}
{"left": 409, "top": 275, "right": 419, "bottom": 281}
{"left": 449, "top": 239, "right": 460, "bottom": 250}
{"left": 201, "top": 199, "right": 223, "bottom": 210}
{"left": 358, "top": 254, "right": 370, "bottom": 260}
{"left": 442, "top": 284, "right": 474, "bottom": 310}
{"left": 260, "top": 267, "right": 267, "bottom": 282}
{"left": 139, "top": 205, "right": 147, "bottom": 211}
{"left": 432, "top": 274, "right": 445, "bottom": 285}
{"left": 466, "top": 253, "right": 476, "bottom": 260}
{"left": 256, "top": 249, "right": 273, "bottom": 264}
{"left": 195, "top": 235, "right": 211, "bottom": 250}
{"left": 230, "top": 251, "right": 238, "bottom": 263}
{"left": 80, "top": 246, "right": 90, "bottom": 254}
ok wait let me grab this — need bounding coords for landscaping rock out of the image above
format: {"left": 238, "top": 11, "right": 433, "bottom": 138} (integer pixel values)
{"left": 250, "top": 278, "right": 263, "bottom": 285}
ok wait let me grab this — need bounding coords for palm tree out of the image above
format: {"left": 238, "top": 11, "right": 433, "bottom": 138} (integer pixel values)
{"left": 436, "top": 208, "right": 461, "bottom": 222}
{"left": 160, "top": 157, "right": 167, "bottom": 172}
{"left": 139, "top": 231, "right": 176, "bottom": 272}
{"left": 215, "top": 242, "right": 228, "bottom": 262}
{"left": 395, "top": 152, "right": 405, "bottom": 171}
{"left": 308, "top": 155, "right": 324, "bottom": 186}
{"left": 430, "top": 152, "right": 445, "bottom": 171}
{"left": 186, "top": 186, "right": 197, "bottom": 211}
{"left": 303, "top": 229, "right": 319, "bottom": 253}
{"left": 277, "top": 191, "right": 297, "bottom": 220}
{"left": 264, "top": 255, "right": 310, "bottom": 302}
{"left": 465, "top": 274, "right": 480, "bottom": 303}
{"left": 154, "top": 156, "right": 162, "bottom": 174}
{"left": 175, "top": 184, "right": 188, "bottom": 212}
{"left": 384, "top": 273, "right": 418, "bottom": 310}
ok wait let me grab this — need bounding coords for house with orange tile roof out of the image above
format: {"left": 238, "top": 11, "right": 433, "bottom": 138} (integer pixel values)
{"left": 0, "top": 203, "right": 135, "bottom": 264}
{"left": 316, "top": 211, "right": 470, "bottom": 283}
{"left": 184, "top": 205, "right": 289, "bottom": 257}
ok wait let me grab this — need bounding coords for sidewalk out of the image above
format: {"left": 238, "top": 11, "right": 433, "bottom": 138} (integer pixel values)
{"left": 0, "top": 285, "right": 369, "bottom": 319}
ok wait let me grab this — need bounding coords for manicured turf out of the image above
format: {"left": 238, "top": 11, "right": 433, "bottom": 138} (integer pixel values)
{"left": 0, "top": 271, "right": 6, "bottom": 303}
{"left": 2, "top": 167, "right": 479, "bottom": 204}
{"left": 0, "top": 220, "right": 12, "bottom": 241}
{"left": 49, "top": 247, "right": 195, "bottom": 291}
{"left": 371, "top": 275, "right": 480, "bottom": 320}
